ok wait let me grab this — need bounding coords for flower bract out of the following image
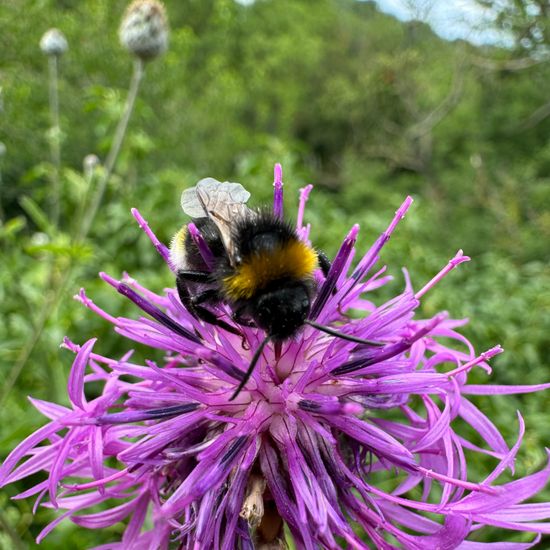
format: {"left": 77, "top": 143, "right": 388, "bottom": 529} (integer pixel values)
{"left": 119, "top": 0, "right": 169, "bottom": 61}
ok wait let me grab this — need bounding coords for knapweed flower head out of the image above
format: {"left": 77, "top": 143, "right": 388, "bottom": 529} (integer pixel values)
{"left": 39, "top": 28, "right": 68, "bottom": 57}
{"left": 119, "top": 0, "right": 169, "bottom": 61}
{"left": 2, "top": 165, "right": 550, "bottom": 549}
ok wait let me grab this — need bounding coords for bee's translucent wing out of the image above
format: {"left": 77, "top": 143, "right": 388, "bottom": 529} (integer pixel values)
{"left": 180, "top": 178, "right": 250, "bottom": 217}
{"left": 180, "top": 178, "right": 252, "bottom": 265}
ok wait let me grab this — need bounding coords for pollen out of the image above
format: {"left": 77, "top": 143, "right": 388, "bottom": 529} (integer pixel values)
{"left": 222, "top": 239, "right": 318, "bottom": 300}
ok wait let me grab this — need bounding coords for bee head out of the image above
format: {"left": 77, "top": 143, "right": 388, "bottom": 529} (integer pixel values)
{"left": 253, "top": 282, "right": 311, "bottom": 341}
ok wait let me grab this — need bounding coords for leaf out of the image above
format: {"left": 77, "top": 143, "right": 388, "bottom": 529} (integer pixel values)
{"left": 19, "top": 196, "right": 56, "bottom": 236}
{"left": 0, "top": 217, "right": 26, "bottom": 240}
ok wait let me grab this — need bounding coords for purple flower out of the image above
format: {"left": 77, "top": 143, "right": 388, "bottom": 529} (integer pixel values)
{"left": 2, "top": 164, "right": 550, "bottom": 549}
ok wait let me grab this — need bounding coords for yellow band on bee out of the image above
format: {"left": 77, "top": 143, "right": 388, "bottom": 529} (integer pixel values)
{"left": 222, "top": 240, "right": 318, "bottom": 300}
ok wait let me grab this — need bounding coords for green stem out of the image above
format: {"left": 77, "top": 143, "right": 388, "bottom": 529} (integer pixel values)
{"left": 79, "top": 57, "right": 144, "bottom": 241}
{"left": 72, "top": 161, "right": 96, "bottom": 238}
{"left": 48, "top": 55, "right": 61, "bottom": 228}
{"left": 0, "top": 508, "right": 26, "bottom": 550}
{"left": 0, "top": 283, "right": 65, "bottom": 407}
{"left": 1, "top": 58, "right": 145, "bottom": 406}
{"left": 0, "top": 164, "right": 4, "bottom": 221}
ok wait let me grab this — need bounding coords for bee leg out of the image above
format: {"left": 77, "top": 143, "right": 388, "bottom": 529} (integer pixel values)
{"left": 231, "top": 309, "right": 257, "bottom": 351}
{"left": 176, "top": 270, "right": 211, "bottom": 283}
{"left": 191, "top": 288, "right": 220, "bottom": 306}
{"left": 318, "top": 250, "right": 338, "bottom": 297}
{"left": 175, "top": 275, "right": 197, "bottom": 316}
{"left": 176, "top": 278, "right": 242, "bottom": 337}
{"left": 192, "top": 289, "right": 244, "bottom": 335}
{"left": 192, "top": 304, "right": 243, "bottom": 336}
{"left": 175, "top": 273, "right": 216, "bottom": 314}
{"left": 231, "top": 307, "right": 256, "bottom": 328}
{"left": 317, "top": 250, "right": 331, "bottom": 277}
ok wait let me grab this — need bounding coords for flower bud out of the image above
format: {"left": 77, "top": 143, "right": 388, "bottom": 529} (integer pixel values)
{"left": 119, "top": 0, "right": 169, "bottom": 61}
{"left": 40, "top": 28, "right": 68, "bottom": 57}
{"left": 83, "top": 154, "right": 100, "bottom": 179}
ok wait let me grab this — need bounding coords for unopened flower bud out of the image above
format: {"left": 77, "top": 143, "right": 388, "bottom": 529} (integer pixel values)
{"left": 119, "top": 0, "right": 169, "bottom": 61}
{"left": 40, "top": 28, "right": 68, "bottom": 57}
{"left": 83, "top": 154, "right": 100, "bottom": 179}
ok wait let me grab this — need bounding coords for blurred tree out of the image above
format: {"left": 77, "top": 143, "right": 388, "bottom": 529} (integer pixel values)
{"left": 475, "top": 0, "right": 550, "bottom": 52}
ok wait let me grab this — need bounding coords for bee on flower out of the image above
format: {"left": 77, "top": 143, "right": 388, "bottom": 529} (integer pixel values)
{"left": 1, "top": 165, "right": 550, "bottom": 549}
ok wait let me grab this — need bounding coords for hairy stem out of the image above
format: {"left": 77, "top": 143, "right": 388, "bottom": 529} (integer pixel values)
{"left": 48, "top": 55, "right": 61, "bottom": 228}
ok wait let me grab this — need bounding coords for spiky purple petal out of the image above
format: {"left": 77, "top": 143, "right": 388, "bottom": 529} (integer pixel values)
{"left": 1, "top": 167, "right": 549, "bottom": 548}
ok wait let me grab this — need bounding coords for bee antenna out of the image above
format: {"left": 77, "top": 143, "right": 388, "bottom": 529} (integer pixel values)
{"left": 230, "top": 335, "right": 271, "bottom": 400}
{"left": 304, "top": 319, "right": 385, "bottom": 346}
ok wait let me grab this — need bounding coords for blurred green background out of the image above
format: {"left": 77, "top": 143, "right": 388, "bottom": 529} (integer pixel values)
{"left": 0, "top": 0, "right": 549, "bottom": 547}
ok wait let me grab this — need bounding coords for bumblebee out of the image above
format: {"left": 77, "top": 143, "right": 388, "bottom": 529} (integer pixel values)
{"left": 171, "top": 178, "right": 379, "bottom": 398}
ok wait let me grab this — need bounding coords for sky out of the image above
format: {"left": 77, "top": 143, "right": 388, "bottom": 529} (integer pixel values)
{"left": 371, "top": 0, "right": 509, "bottom": 45}
{"left": 235, "top": 0, "right": 509, "bottom": 46}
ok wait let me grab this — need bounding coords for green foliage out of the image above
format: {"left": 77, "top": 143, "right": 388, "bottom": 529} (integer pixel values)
{"left": 0, "top": 0, "right": 549, "bottom": 547}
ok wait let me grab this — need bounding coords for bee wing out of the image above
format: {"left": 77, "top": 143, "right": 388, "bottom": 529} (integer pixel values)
{"left": 180, "top": 178, "right": 252, "bottom": 265}
{"left": 181, "top": 178, "right": 251, "bottom": 217}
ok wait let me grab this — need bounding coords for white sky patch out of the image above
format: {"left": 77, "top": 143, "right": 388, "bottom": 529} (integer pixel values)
{"left": 232, "top": 0, "right": 511, "bottom": 46}
{"left": 372, "top": 0, "right": 511, "bottom": 45}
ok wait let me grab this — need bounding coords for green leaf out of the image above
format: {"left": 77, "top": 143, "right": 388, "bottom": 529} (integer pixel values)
{"left": 19, "top": 196, "right": 56, "bottom": 236}
{"left": 0, "top": 217, "right": 26, "bottom": 239}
